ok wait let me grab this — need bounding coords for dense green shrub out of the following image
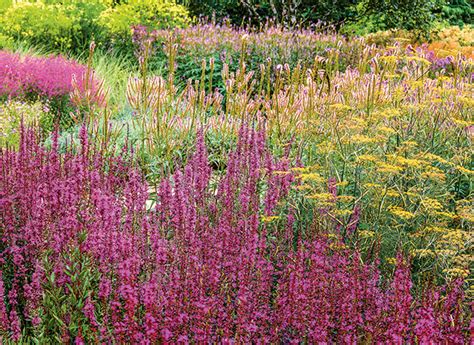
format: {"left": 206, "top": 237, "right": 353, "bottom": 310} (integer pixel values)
{"left": 64, "top": 1, "right": 107, "bottom": 50}
{"left": 362, "top": 0, "right": 442, "bottom": 37}
{"left": 0, "top": 0, "right": 189, "bottom": 54}
{"left": 182, "top": 0, "right": 472, "bottom": 35}
{"left": 0, "top": 0, "right": 10, "bottom": 13}
{"left": 181, "top": 0, "right": 358, "bottom": 27}
{"left": 0, "top": 2, "right": 76, "bottom": 51}
{"left": 441, "top": 0, "right": 473, "bottom": 27}
{"left": 0, "top": 1, "right": 105, "bottom": 53}
{"left": 98, "top": 0, "right": 190, "bottom": 48}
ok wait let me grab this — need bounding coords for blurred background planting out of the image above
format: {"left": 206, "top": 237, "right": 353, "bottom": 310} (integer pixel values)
{"left": 0, "top": 0, "right": 471, "bottom": 54}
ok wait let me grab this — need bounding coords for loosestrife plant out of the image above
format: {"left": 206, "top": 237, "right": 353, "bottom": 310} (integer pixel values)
{"left": 0, "top": 50, "right": 106, "bottom": 125}
{"left": 0, "top": 125, "right": 471, "bottom": 343}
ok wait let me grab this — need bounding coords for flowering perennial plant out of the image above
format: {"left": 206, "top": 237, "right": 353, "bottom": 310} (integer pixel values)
{"left": 0, "top": 125, "right": 471, "bottom": 343}
{"left": 121, "top": 25, "right": 473, "bottom": 281}
{"left": 0, "top": 50, "right": 106, "bottom": 108}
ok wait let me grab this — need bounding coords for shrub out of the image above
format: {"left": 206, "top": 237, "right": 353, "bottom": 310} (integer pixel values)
{"left": 98, "top": 0, "right": 189, "bottom": 50}
{"left": 0, "top": 1, "right": 105, "bottom": 53}
{"left": 0, "top": 33, "right": 13, "bottom": 50}
{"left": 63, "top": 1, "right": 107, "bottom": 51}
{"left": 1, "top": 2, "right": 76, "bottom": 51}
{"left": 184, "top": 0, "right": 473, "bottom": 34}
{"left": 426, "top": 26, "right": 474, "bottom": 59}
{"left": 360, "top": 0, "right": 442, "bottom": 38}
{"left": 182, "top": 0, "right": 358, "bottom": 28}
{"left": 0, "top": 125, "right": 471, "bottom": 342}
{"left": 441, "top": 0, "right": 473, "bottom": 27}
{"left": 0, "top": 0, "right": 10, "bottom": 13}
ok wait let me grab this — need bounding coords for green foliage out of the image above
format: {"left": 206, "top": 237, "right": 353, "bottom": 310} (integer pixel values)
{"left": 182, "top": 0, "right": 358, "bottom": 27}
{"left": 0, "top": 1, "right": 105, "bottom": 53}
{"left": 64, "top": 1, "right": 108, "bottom": 50}
{"left": 2, "top": 0, "right": 469, "bottom": 55}
{"left": 0, "top": 32, "right": 13, "bottom": 50}
{"left": 0, "top": 0, "right": 10, "bottom": 13}
{"left": 36, "top": 245, "right": 102, "bottom": 344}
{"left": 98, "top": 0, "right": 190, "bottom": 44}
{"left": 180, "top": 0, "right": 253, "bottom": 24}
{"left": 92, "top": 49, "right": 135, "bottom": 110}
{"left": 0, "top": 2, "right": 76, "bottom": 51}
{"left": 441, "top": 0, "right": 473, "bottom": 27}
{"left": 363, "top": 0, "right": 442, "bottom": 36}
{"left": 0, "top": 100, "right": 50, "bottom": 148}
{"left": 0, "top": 0, "right": 189, "bottom": 54}
{"left": 183, "top": 0, "right": 472, "bottom": 34}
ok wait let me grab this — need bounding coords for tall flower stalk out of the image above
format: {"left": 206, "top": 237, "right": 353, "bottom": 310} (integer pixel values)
{"left": 0, "top": 125, "right": 471, "bottom": 343}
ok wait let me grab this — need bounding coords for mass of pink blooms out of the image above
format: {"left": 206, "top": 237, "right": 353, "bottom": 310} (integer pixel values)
{"left": 0, "top": 50, "right": 104, "bottom": 106}
{"left": 0, "top": 125, "right": 472, "bottom": 343}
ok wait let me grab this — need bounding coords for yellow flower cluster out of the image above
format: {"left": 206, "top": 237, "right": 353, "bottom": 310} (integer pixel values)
{"left": 278, "top": 43, "right": 473, "bottom": 279}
